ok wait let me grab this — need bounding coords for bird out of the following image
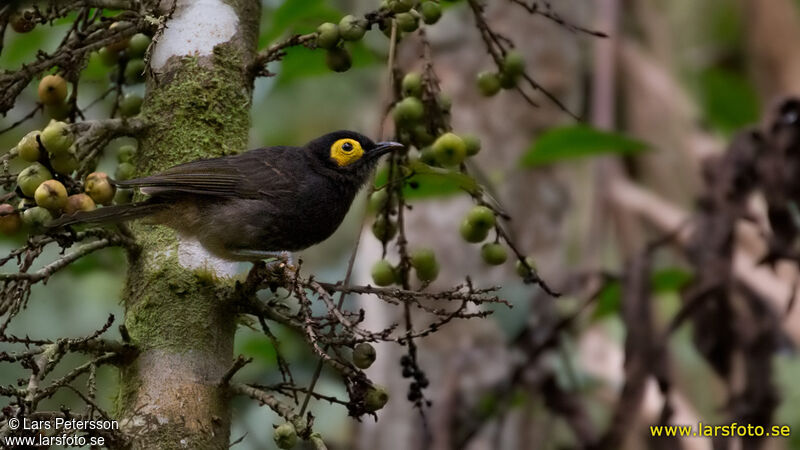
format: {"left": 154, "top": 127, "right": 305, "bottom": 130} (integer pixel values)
{"left": 49, "top": 130, "right": 403, "bottom": 261}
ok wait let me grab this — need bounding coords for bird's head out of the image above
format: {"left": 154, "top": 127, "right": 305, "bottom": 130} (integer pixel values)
{"left": 305, "top": 130, "right": 403, "bottom": 183}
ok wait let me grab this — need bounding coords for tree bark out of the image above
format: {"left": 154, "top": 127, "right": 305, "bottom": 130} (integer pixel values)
{"left": 114, "top": 1, "right": 260, "bottom": 448}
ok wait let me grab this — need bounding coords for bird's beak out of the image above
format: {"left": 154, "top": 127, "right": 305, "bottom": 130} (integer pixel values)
{"left": 370, "top": 141, "right": 404, "bottom": 159}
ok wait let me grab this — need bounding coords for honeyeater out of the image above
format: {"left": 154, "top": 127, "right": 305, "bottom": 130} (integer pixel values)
{"left": 49, "top": 131, "right": 402, "bottom": 261}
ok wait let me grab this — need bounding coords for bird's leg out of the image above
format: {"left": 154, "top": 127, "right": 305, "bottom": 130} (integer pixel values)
{"left": 233, "top": 249, "right": 295, "bottom": 271}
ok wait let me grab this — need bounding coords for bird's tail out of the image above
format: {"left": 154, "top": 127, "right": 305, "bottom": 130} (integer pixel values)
{"left": 47, "top": 201, "right": 167, "bottom": 228}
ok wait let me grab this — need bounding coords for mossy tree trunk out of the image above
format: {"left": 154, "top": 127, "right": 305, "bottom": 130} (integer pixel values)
{"left": 114, "top": 1, "right": 260, "bottom": 448}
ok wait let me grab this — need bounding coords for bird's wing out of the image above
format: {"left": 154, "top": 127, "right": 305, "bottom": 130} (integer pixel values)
{"left": 115, "top": 147, "right": 299, "bottom": 198}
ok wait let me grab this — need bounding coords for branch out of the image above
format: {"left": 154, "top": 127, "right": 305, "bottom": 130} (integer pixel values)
{"left": 0, "top": 18, "right": 144, "bottom": 114}
{"left": 0, "top": 235, "right": 137, "bottom": 283}
{"left": 230, "top": 383, "right": 296, "bottom": 421}
{"left": 249, "top": 9, "right": 392, "bottom": 77}
{"left": 508, "top": 0, "right": 608, "bottom": 37}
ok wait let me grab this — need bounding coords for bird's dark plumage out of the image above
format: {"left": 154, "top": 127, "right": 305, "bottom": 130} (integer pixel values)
{"left": 50, "top": 131, "right": 402, "bottom": 260}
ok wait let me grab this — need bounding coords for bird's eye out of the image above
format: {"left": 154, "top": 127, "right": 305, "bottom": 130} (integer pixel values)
{"left": 330, "top": 138, "right": 364, "bottom": 167}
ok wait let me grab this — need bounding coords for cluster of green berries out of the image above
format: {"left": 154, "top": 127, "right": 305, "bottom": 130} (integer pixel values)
{"left": 316, "top": 18, "right": 360, "bottom": 73}
{"left": 459, "top": 205, "right": 538, "bottom": 277}
{"left": 378, "top": 0, "right": 443, "bottom": 35}
{"left": 95, "top": 24, "right": 151, "bottom": 117}
{"left": 371, "top": 69, "right": 485, "bottom": 283}
{"left": 393, "top": 71, "right": 481, "bottom": 166}
{"left": 0, "top": 126, "right": 136, "bottom": 235}
{"left": 476, "top": 50, "right": 525, "bottom": 96}
{"left": 371, "top": 247, "right": 439, "bottom": 286}
{"left": 318, "top": 2, "right": 443, "bottom": 72}
{"left": 459, "top": 205, "right": 508, "bottom": 265}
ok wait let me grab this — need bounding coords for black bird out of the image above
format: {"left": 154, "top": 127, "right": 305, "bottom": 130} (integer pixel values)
{"left": 50, "top": 131, "right": 402, "bottom": 261}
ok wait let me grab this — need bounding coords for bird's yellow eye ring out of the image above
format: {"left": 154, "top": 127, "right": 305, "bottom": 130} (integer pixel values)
{"left": 330, "top": 138, "right": 364, "bottom": 166}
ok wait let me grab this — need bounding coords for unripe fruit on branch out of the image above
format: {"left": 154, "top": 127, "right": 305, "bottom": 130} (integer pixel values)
{"left": 22, "top": 207, "right": 53, "bottom": 229}
{"left": 17, "top": 131, "right": 41, "bottom": 162}
{"left": 466, "top": 205, "right": 495, "bottom": 231}
{"left": 353, "top": 343, "right": 377, "bottom": 369}
{"left": 412, "top": 125, "right": 434, "bottom": 146}
{"left": 371, "top": 259, "right": 396, "bottom": 287}
{"left": 499, "top": 71, "right": 517, "bottom": 89}
{"left": 115, "top": 162, "right": 135, "bottom": 181}
{"left": 372, "top": 215, "right": 397, "bottom": 241}
{"left": 459, "top": 218, "right": 488, "bottom": 243}
{"left": 273, "top": 423, "right": 297, "bottom": 450}
{"left": 85, "top": 172, "right": 115, "bottom": 205}
{"left": 391, "top": 0, "right": 415, "bottom": 13}
{"left": 316, "top": 22, "right": 340, "bottom": 49}
{"left": 339, "top": 15, "right": 367, "bottom": 41}
{"left": 395, "top": 12, "right": 418, "bottom": 32}
{"left": 128, "top": 33, "right": 151, "bottom": 58}
{"left": 463, "top": 134, "right": 481, "bottom": 156}
{"left": 401, "top": 72, "right": 423, "bottom": 98}
{"left": 325, "top": 47, "right": 352, "bottom": 72}
{"left": 117, "top": 145, "right": 136, "bottom": 163}
{"left": 481, "top": 243, "right": 507, "bottom": 265}
{"left": 419, "top": 146, "right": 437, "bottom": 166}
{"left": 420, "top": 1, "right": 442, "bottom": 24}
{"left": 369, "top": 189, "right": 389, "bottom": 211}
{"left": 40, "top": 120, "right": 73, "bottom": 155}
{"left": 64, "top": 194, "right": 96, "bottom": 215}
{"left": 0, "top": 205, "right": 22, "bottom": 235}
{"left": 124, "top": 59, "right": 146, "bottom": 84}
{"left": 410, "top": 248, "right": 439, "bottom": 282}
{"left": 17, "top": 163, "right": 53, "bottom": 198}
{"left": 477, "top": 71, "right": 501, "bottom": 97}
{"left": 502, "top": 50, "right": 525, "bottom": 78}
{"left": 432, "top": 132, "right": 466, "bottom": 166}
{"left": 119, "top": 93, "right": 143, "bottom": 117}
{"left": 50, "top": 150, "right": 79, "bottom": 175}
{"left": 98, "top": 47, "right": 119, "bottom": 67}
{"left": 364, "top": 385, "right": 389, "bottom": 412}
{"left": 34, "top": 180, "right": 68, "bottom": 211}
{"left": 393, "top": 97, "right": 424, "bottom": 124}
{"left": 38, "top": 75, "right": 68, "bottom": 106}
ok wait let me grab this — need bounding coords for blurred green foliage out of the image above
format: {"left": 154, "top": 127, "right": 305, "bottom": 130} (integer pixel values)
{"left": 698, "top": 68, "right": 760, "bottom": 134}
{"left": 592, "top": 268, "right": 693, "bottom": 320}
{"left": 521, "top": 125, "right": 648, "bottom": 167}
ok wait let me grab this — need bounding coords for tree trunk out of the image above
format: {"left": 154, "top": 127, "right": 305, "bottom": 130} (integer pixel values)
{"left": 114, "top": 1, "right": 260, "bottom": 448}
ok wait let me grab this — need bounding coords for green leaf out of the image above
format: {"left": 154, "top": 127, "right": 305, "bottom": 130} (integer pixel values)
{"left": 520, "top": 125, "right": 648, "bottom": 167}
{"left": 374, "top": 160, "right": 480, "bottom": 200}
{"left": 697, "top": 68, "right": 759, "bottom": 133}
